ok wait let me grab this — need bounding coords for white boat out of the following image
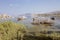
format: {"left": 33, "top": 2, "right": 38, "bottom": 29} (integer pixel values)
{"left": 17, "top": 16, "right": 27, "bottom": 21}
{"left": 32, "top": 17, "right": 55, "bottom": 25}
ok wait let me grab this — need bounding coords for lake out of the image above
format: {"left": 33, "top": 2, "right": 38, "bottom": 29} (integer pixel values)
{"left": 16, "top": 16, "right": 60, "bottom": 32}
{"left": 0, "top": 16, "right": 60, "bottom": 32}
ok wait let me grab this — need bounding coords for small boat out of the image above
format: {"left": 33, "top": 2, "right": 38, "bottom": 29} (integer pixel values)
{"left": 17, "top": 16, "right": 27, "bottom": 21}
{"left": 31, "top": 17, "right": 55, "bottom": 26}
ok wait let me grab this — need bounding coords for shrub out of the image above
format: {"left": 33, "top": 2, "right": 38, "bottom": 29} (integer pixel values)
{"left": 0, "top": 21, "right": 27, "bottom": 40}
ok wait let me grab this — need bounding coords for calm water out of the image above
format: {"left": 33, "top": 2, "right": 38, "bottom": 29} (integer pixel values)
{"left": 0, "top": 17, "right": 60, "bottom": 31}
{"left": 16, "top": 17, "right": 60, "bottom": 31}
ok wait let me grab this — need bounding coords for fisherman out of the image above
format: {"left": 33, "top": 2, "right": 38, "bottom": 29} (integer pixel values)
{"left": 51, "top": 17, "right": 55, "bottom": 20}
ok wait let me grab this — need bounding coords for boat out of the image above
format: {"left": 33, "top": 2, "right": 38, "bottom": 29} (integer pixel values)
{"left": 31, "top": 17, "right": 55, "bottom": 26}
{"left": 17, "top": 16, "right": 27, "bottom": 21}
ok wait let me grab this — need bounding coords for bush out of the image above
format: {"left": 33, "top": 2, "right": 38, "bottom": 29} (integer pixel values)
{"left": 0, "top": 21, "right": 27, "bottom": 40}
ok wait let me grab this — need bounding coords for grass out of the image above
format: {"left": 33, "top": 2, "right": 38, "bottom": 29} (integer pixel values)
{"left": 0, "top": 21, "right": 27, "bottom": 40}
{"left": 0, "top": 21, "right": 60, "bottom": 40}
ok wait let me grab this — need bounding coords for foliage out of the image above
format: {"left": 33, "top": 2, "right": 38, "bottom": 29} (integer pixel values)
{"left": 0, "top": 21, "right": 60, "bottom": 40}
{"left": 0, "top": 21, "right": 27, "bottom": 40}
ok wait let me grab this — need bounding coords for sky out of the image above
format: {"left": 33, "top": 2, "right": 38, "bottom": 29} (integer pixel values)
{"left": 0, "top": 0, "right": 60, "bottom": 16}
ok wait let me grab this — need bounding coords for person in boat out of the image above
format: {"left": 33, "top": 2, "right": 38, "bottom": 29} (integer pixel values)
{"left": 40, "top": 17, "right": 55, "bottom": 24}
{"left": 51, "top": 17, "right": 55, "bottom": 20}
{"left": 17, "top": 16, "right": 27, "bottom": 21}
{"left": 32, "top": 17, "right": 55, "bottom": 25}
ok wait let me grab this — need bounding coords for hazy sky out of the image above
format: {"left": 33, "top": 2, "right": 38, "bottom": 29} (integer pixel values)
{"left": 0, "top": 0, "right": 60, "bottom": 16}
